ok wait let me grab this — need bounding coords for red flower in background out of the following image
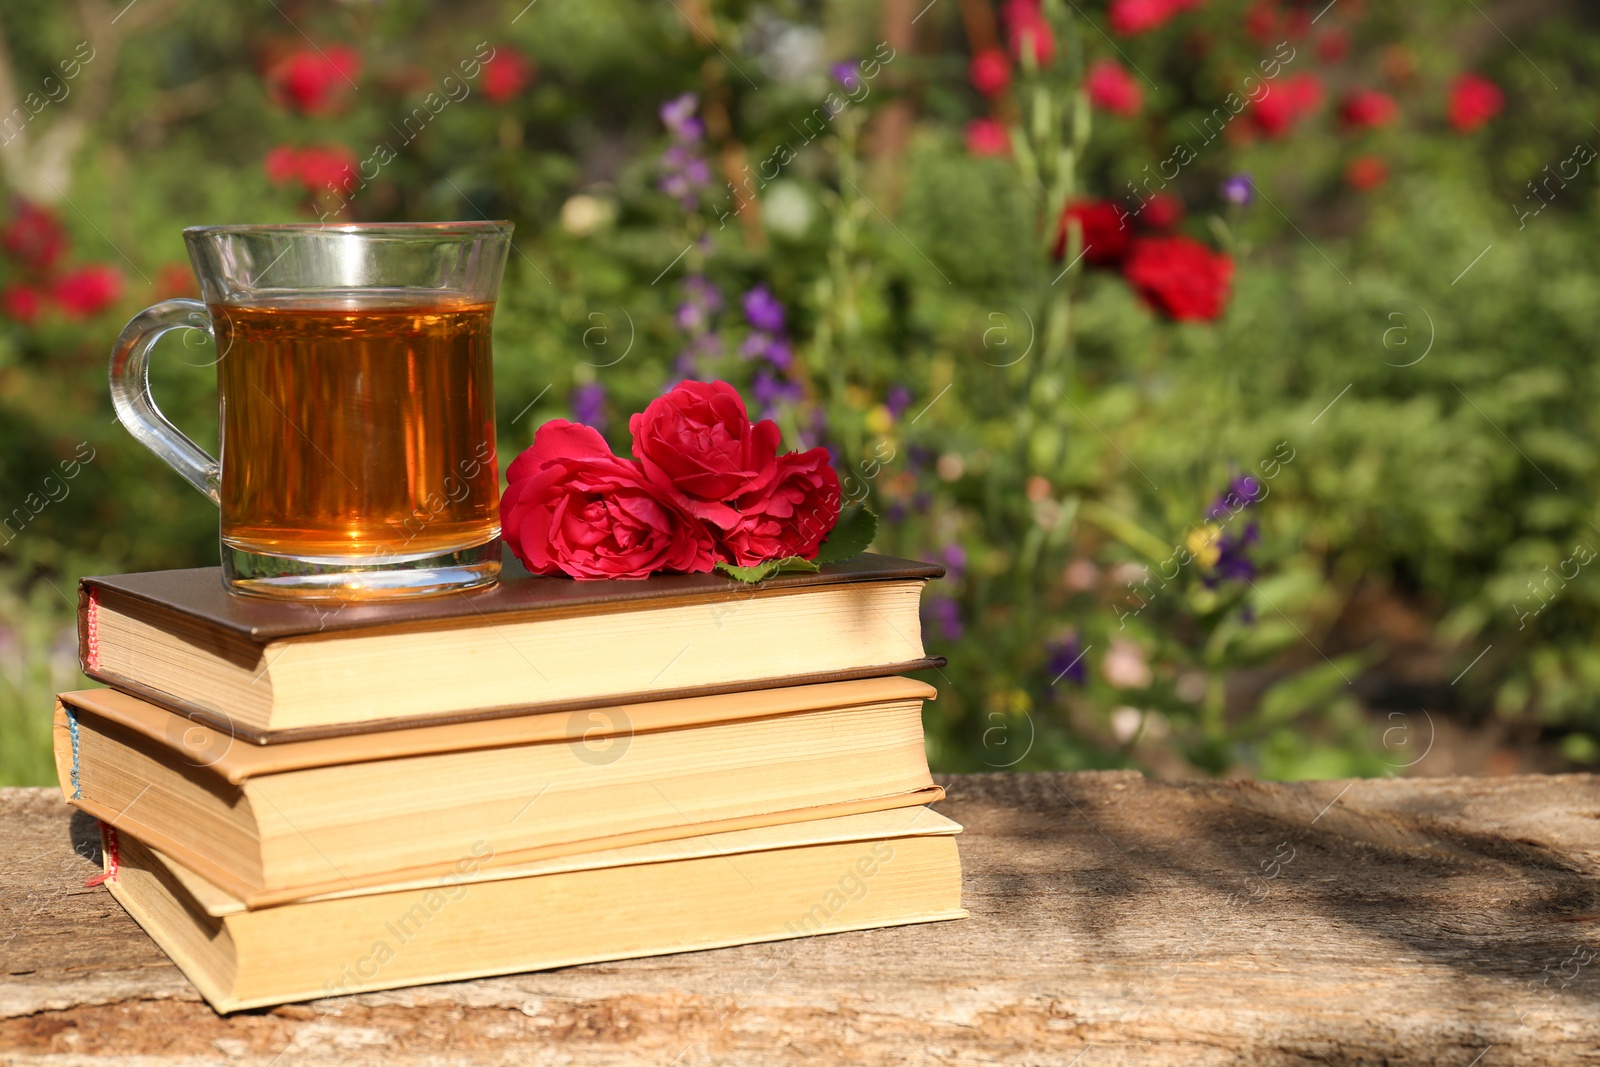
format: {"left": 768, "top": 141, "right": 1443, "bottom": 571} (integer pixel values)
{"left": 969, "top": 47, "right": 1012, "bottom": 98}
{"left": 265, "top": 144, "right": 359, "bottom": 196}
{"left": 1244, "top": 1, "right": 1278, "bottom": 45}
{"left": 1340, "top": 88, "right": 1398, "bottom": 130}
{"left": 480, "top": 47, "right": 535, "bottom": 103}
{"left": 1054, "top": 199, "right": 1132, "bottom": 265}
{"left": 1317, "top": 28, "right": 1350, "bottom": 63}
{"left": 1344, "top": 155, "right": 1388, "bottom": 190}
{"left": 265, "top": 45, "right": 361, "bottom": 115}
{"left": 1109, "top": 0, "right": 1203, "bottom": 36}
{"left": 296, "top": 146, "right": 359, "bottom": 191}
{"left": 54, "top": 265, "right": 124, "bottom": 319}
{"left": 965, "top": 118, "right": 1011, "bottom": 157}
{"left": 2, "top": 200, "right": 67, "bottom": 272}
{"left": 1122, "top": 236, "right": 1233, "bottom": 321}
{"left": 0, "top": 284, "right": 44, "bottom": 324}
{"left": 1253, "top": 73, "right": 1323, "bottom": 138}
{"left": 1002, "top": 0, "right": 1056, "bottom": 66}
{"left": 1087, "top": 59, "right": 1142, "bottom": 116}
{"left": 1140, "top": 193, "right": 1184, "bottom": 231}
{"left": 264, "top": 145, "right": 302, "bottom": 185}
{"left": 155, "top": 263, "right": 198, "bottom": 300}
{"left": 1449, "top": 74, "right": 1503, "bottom": 133}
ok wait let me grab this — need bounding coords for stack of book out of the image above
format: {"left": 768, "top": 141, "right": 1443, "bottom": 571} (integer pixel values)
{"left": 54, "top": 553, "right": 965, "bottom": 1011}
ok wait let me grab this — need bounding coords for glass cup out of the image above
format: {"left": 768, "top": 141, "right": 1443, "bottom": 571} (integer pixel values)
{"left": 109, "top": 222, "right": 512, "bottom": 600}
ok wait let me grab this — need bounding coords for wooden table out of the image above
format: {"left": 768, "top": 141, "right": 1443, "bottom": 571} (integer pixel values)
{"left": 5, "top": 772, "right": 1600, "bottom": 1065}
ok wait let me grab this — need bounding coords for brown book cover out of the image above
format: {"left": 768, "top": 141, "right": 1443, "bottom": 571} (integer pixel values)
{"left": 78, "top": 550, "right": 946, "bottom": 742}
{"left": 79, "top": 550, "right": 945, "bottom": 642}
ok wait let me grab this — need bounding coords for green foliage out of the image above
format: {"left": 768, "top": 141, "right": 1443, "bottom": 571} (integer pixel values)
{"left": 901, "top": 146, "right": 1038, "bottom": 293}
{"left": 814, "top": 503, "right": 878, "bottom": 563}
{"left": 715, "top": 556, "right": 818, "bottom": 583}
{"left": 0, "top": 567, "right": 86, "bottom": 786}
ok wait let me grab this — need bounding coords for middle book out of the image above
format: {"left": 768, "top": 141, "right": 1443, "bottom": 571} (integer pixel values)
{"left": 55, "top": 676, "right": 939, "bottom": 907}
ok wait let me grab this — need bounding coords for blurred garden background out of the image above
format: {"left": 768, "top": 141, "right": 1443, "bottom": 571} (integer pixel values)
{"left": 1, "top": 0, "right": 1597, "bottom": 785}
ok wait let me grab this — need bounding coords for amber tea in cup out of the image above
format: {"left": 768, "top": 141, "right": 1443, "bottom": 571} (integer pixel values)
{"left": 109, "top": 223, "right": 511, "bottom": 600}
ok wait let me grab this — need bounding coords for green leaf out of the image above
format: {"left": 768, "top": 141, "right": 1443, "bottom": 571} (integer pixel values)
{"left": 713, "top": 557, "right": 818, "bottom": 583}
{"left": 814, "top": 504, "right": 878, "bottom": 564}
{"left": 716, "top": 560, "right": 781, "bottom": 583}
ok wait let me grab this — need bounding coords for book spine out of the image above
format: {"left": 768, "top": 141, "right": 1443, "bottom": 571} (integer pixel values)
{"left": 84, "top": 822, "right": 120, "bottom": 887}
{"left": 79, "top": 582, "right": 101, "bottom": 673}
{"left": 63, "top": 703, "right": 82, "bottom": 799}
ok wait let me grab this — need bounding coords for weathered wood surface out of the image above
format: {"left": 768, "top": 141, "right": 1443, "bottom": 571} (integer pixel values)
{"left": 5, "top": 772, "right": 1600, "bottom": 1065}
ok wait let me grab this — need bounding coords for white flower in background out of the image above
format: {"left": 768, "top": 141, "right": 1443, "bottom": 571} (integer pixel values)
{"left": 748, "top": 12, "right": 825, "bottom": 84}
{"left": 1110, "top": 706, "right": 1143, "bottom": 743}
{"left": 560, "top": 195, "right": 616, "bottom": 237}
{"left": 1110, "top": 561, "right": 1150, "bottom": 587}
{"left": 1103, "top": 638, "right": 1152, "bottom": 689}
{"left": 1110, "top": 707, "right": 1169, "bottom": 744}
{"left": 763, "top": 181, "right": 814, "bottom": 238}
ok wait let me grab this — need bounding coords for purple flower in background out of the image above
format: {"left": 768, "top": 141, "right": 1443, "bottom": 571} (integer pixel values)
{"left": 886, "top": 385, "right": 913, "bottom": 420}
{"left": 658, "top": 94, "right": 712, "bottom": 209}
{"left": 737, "top": 281, "right": 803, "bottom": 411}
{"left": 676, "top": 276, "right": 721, "bottom": 333}
{"left": 671, "top": 351, "right": 699, "bottom": 382}
{"left": 764, "top": 337, "right": 793, "bottom": 370}
{"left": 740, "top": 331, "right": 793, "bottom": 370}
{"left": 832, "top": 61, "right": 861, "bottom": 91}
{"left": 660, "top": 93, "right": 704, "bottom": 142}
{"left": 1206, "top": 521, "right": 1260, "bottom": 587}
{"left": 570, "top": 381, "right": 607, "bottom": 432}
{"left": 752, "top": 367, "right": 803, "bottom": 419}
{"left": 671, "top": 275, "right": 724, "bottom": 381}
{"left": 742, "top": 284, "right": 786, "bottom": 333}
{"left": 1046, "top": 635, "right": 1087, "bottom": 686}
{"left": 937, "top": 543, "right": 968, "bottom": 583}
{"left": 885, "top": 501, "right": 909, "bottom": 524}
{"left": 659, "top": 147, "right": 712, "bottom": 202}
{"left": 673, "top": 329, "right": 724, "bottom": 383}
{"left": 1198, "top": 471, "right": 1264, "bottom": 585}
{"left": 922, "top": 597, "right": 964, "bottom": 642}
{"left": 1206, "top": 474, "right": 1264, "bottom": 521}
{"left": 676, "top": 302, "right": 706, "bottom": 333}
{"left": 1220, "top": 172, "right": 1254, "bottom": 207}
{"left": 685, "top": 273, "right": 722, "bottom": 306}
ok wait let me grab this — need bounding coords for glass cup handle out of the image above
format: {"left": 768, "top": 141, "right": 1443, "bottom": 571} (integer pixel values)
{"left": 108, "top": 298, "right": 222, "bottom": 505}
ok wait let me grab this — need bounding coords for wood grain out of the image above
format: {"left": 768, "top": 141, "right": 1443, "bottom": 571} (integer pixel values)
{"left": 5, "top": 772, "right": 1600, "bottom": 1065}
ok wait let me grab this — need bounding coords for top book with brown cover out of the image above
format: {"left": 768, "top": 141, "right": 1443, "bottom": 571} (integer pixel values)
{"left": 80, "top": 552, "right": 943, "bottom": 742}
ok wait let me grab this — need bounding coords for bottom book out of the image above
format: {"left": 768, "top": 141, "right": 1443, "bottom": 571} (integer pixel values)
{"left": 99, "top": 805, "right": 966, "bottom": 1012}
